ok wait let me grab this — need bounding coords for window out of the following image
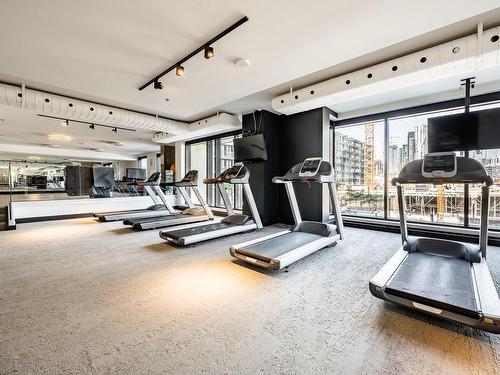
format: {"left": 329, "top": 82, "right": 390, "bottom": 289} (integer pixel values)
{"left": 186, "top": 141, "right": 209, "bottom": 205}
{"left": 138, "top": 156, "right": 147, "bottom": 172}
{"left": 387, "top": 109, "right": 464, "bottom": 225}
{"left": 332, "top": 94, "right": 500, "bottom": 233}
{"left": 217, "top": 136, "right": 243, "bottom": 209}
{"left": 335, "top": 121, "right": 385, "bottom": 218}
{"left": 186, "top": 132, "right": 243, "bottom": 210}
{"left": 156, "top": 153, "right": 161, "bottom": 173}
{"left": 469, "top": 101, "right": 500, "bottom": 229}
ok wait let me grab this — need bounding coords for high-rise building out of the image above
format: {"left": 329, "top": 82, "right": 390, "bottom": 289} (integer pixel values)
{"left": 335, "top": 132, "right": 364, "bottom": 185}
{"left": 399, "top": 144, "right": 408, "bottom": 167}
{"left": 415, "top": 124, "right": 428, "bottom": 159}
{"left": 407, "top": 131, "right": 415, "bottom": 161}
{"left": 389, "top": 144, "right": 400, "bottom": 175}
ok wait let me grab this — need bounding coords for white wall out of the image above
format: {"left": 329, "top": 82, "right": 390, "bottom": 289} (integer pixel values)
{"left": 11, "top": 195, "right": 176, "bottom": 222}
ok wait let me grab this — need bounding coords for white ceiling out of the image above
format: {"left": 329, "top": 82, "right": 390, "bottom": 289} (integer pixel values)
{"left": 1, "top": 1, "right": 500, "bottom": 160}
{"left": 1, "top": 1, "right": 500, "bottom": 120}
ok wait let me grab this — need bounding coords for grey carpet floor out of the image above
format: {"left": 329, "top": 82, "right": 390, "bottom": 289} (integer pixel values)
{"left": 0, "top": 218, "right": 499, "bottom": 375}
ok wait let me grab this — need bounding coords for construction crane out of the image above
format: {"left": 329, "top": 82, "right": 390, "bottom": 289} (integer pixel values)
{"left": 364, "top": 123, "right": 374, "bottom": 193}
{"left": 437, "top": 185, "right": 445, "bottom": 222}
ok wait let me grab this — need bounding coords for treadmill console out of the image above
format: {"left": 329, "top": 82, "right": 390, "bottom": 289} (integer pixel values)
{"left": 183, "top": 170, "right": 198, "bottom": 181}
{"left": 225, "top": 163, "right": 244, "bottom": 179}
{"left": 299, "top": 158, "right": 322, "bottom": 177}
{"left": 422, "top": 152, "right": 457, "bottom": 178}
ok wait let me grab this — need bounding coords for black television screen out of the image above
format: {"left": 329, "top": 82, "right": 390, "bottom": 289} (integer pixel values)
{"left": 234, "top": 134, "right": 268, "bottom": 162}
{"left": 428, "top": 108, "right": 500, "bottom": 152}
{"left": 126, "top": 168, "right": 147, "bottom": 180}
{"left": 93, "top": 167, "right": 115, "bottom": 188}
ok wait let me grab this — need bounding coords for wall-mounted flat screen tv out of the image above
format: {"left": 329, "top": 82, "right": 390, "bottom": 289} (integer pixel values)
{"left": 428, "top": 108, "right": 500, "bottom": 152}
{"left": 234, "top": 134, "right": 268, "bottom": 162}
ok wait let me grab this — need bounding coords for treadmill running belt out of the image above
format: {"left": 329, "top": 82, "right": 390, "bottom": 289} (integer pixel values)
{"left": 162, "top": 222, "right": 235, "bottom": 241}
{"left": 386, "top": 252, "right": 478, "bottom": 318}
{"left": 126, "top": 214, "right": 192, "bottom": 225}
{"left": 237, "top": 232, "right": 322, "bottom": 262}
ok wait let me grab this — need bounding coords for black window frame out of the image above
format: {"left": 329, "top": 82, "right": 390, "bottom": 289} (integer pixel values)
{"left": 331, "top": 90, "right": 500, "bottom": 232}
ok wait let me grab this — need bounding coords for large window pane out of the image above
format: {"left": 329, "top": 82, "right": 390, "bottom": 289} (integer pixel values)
{"left": 186, "top": 142, "right": 207, "bottom": 205}
{"left": 217, "top": 136, "right": 243, "bottom": 210}
{"left": 185, "top": 133, "right": 242, "bottom": 210}
{"left": 469, "top": 102, "right": 500, "bottom": 229}
{"left": 387, "top": 109, "right": 464, "bottom": 224}
{"left": 335, "top": 121, "right": 385, "bottom": 218}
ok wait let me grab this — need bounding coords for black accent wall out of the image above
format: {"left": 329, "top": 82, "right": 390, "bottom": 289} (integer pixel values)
{"left": 242, "top": 108, "right": 329, "bottom": 225}
{"left": 277, "top": 108, "right": 325, "bottom": 223}
{"left": 241, "top": 111, "right": 282, "bottom": 226}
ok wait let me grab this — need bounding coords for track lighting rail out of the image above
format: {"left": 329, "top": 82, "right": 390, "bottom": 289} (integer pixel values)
{"left": 138, "top": 16, "right": 249, "bottom": 91}
{"left": 37, "top": 114, "right": 136, "bottom": 132}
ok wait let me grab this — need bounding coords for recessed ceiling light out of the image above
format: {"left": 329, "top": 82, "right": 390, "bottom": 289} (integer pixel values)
{"left": 48, "top": 134, "right": 72, "bottom": 141}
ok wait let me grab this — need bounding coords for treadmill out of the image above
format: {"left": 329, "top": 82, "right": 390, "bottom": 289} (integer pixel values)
{"left": 159, "top": 163, "right": 263, "bottom": 245}
{"left": 370, "top": 152, "right": 500, "bottom": 333}
{"left": 94, "top": 172, "right": 175, "bottom": 222}
{"left": 230, "top": 157, "right": 344, "bottom": 270}
{"left": 123, "top": 170, "right": 214, "bottom": 230}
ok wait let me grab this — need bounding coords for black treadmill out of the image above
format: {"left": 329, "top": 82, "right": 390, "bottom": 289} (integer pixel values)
{"left": 370, "top": 152, "right": 500, "bottom": 333}
{"left": 122, "top": 170, "right": 214, "bottom": 230}
{"left": 94, "top": 172, "right": 175, "bottom": 222}
{"left": 159, "top": 163, "right": 263, "bottom": 245}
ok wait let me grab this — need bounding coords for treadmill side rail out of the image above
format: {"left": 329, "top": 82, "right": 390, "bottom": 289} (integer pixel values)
{"left": 162, "top": 223, "right": 258, "bottom": 246}
{"left": 473, "top": 262, "right": 500, "bottom": 324}
{"left": 369, "top": 248, "right": 408, "bottom": 289}
{"left": 230, "top": 230, "right": 290, "bottom": 251}
{"left": 276, "top": 235, "right": 340, "bottom": 269}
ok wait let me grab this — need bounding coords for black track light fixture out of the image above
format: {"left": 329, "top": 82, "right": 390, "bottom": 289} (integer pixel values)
{"left": 204, "top": 46, "right": 214, "bottom": 59}
{"left": 175, "top": 65, "right": 185, "bottom": 76}
{"left": 138, "top": 16, "right": 248, "bottom": 90}
{"left": 37, "top": 114, "right": 136, "bottom": 132}
{"left": 154, "top": 80, "right": 163, "bottom": 90}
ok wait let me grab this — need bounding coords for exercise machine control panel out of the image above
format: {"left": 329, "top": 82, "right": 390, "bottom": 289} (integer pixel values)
{"left": 299, "top": 157, "right": 322, "bottom": 177}
{"left": 422, "top": 152, "right": 457, "bottom": 178}
{"left": 225, "top": 163, "right": 244, "bottom": 179}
